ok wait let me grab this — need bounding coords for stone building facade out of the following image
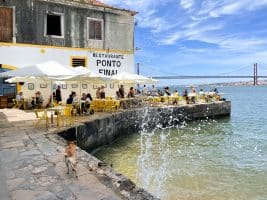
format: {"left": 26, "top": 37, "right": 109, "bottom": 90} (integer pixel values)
{"left": 0, "top": 0, "right": 136, "bottom": 98}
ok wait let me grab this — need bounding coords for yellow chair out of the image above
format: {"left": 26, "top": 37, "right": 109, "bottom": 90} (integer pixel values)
{"left": 114, "top": 100, "right": 120, "bottom": 111}
{"left": 34, "top": 109, "right": 49, "bottom": 128}
{"left": 58, "top": 106, "right": 76, "bottom": 126}
{"left": 90, "top": 101, "right": 96, "bottom": 113}
{"left": 12, "top": 99, "right": 23, "bottom": 109}
{"left": 94, "top": 100, "right": 105, "bottom": 112}
{"left": 104, "top": 100, "right": 116, "bottom": 112}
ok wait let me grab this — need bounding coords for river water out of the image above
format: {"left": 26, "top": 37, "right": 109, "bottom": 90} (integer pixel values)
{"left": 94, "top": 86, "right": 267, "bottom": 200}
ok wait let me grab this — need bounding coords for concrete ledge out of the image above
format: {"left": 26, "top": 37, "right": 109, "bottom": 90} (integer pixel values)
{"left": 59, "top": 101, "right": 231, "bottom": 152}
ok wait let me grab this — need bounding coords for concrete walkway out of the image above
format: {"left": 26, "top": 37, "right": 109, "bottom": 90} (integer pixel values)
{"left": 0, "top": 109, "right": 122, "bottom": 200}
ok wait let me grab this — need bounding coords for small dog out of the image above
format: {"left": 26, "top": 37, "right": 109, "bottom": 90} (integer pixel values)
{"left": 64, "top": 141, "right": 78, "bottom": 178}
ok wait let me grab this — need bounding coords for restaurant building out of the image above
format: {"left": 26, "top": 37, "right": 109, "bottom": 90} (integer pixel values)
{"left": 0, "top": 0, "right": 136, "bottom": 101}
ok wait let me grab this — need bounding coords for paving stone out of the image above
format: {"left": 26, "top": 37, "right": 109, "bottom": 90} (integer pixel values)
{"left": 14, "top": 165, "right": 34, "bottom": 178}
{"left": 36, "top": 143, "right": 59, "bottom": 156}
{"left": 6, "top": 170, "right": 16, "bottom": 179}
{"left": 0, "top": 148, "right": 19, "bottom": 164}
{"left": 11, "top": 190, "right": 56, "bottom": 200}
{"left": 0, "top": 135, "right": 27, "bottom": 143}
{"left": 1, "top": 140, "right": 24, "bottom": 149}
{"left": 46, "top": 154, "right": 64, "bottom": 165}
{"left": 31, "top": 160, "right": 49, "bottom": 167}
{"left": 7, "top": 178, "right": 25, "bottom": 191}
{"left": 0, "top": 165, "right": 9, "bottom": 200}
{"left": 54, "top": 161, "right": 70, "bottom": 179}
{"left": 20, "top": 149, "right": 42, "bottom": 157}
{"left": 33, "top": 174, "right": 58, "bottom": 187}
{"left": 77, "top": 190, "right": 101, "bottom": 200}
{"left": 32, "top": 166, "right": 48, "bottom": 175}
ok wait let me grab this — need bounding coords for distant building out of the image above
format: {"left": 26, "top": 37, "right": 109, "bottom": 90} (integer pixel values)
{"left": 0, "top": 0, "right": 136, "bottom": 98}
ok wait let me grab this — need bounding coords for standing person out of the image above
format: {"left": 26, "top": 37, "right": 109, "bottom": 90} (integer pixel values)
{"left": 100, "top": 86, "right": 105, "bottom": 99}
{"left": 151, "top": 85, "right": 158, "bottom": 96}
{"left": 183, "top": 89, "right": 189, "bottom": 104}
{"left": 56, "top": 85, "right": 62, "bottom": 103}
{"left": 96, "top": 87, "right": 101, "bottom": 99}
{"left": 142, "top": 85, "right": 148, "bottom": 96}
{"left": 164, "top": 86, "right": 171, "bottom": 96}
{"left": 119, "top": 85, "right": 125, "bottom": 98}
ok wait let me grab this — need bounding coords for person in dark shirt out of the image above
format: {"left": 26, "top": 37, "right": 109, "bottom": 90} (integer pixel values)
{"left": 164, "top": 86, "right": 171, "bottom": 96}
{"left": 119, "top": 85, "right": 125, "bottom": 98}
{"left": 100, "top": 86, "right": 105, "bottom": 99}
{"left": 183, "top": 89, "right": 189, "bottom": 104}
{"left": 56, "top": 85, "right": 62, "bottom": 103}
{"left": 66, "top": 94, "right": 73, "bottom": 105}
{"left": 127, "top": 87, "right": 135, "bottom": 98}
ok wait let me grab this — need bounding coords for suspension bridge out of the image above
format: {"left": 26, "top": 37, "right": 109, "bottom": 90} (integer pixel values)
{"left": 144, "top": 63, "right": 267, "bottom": 85}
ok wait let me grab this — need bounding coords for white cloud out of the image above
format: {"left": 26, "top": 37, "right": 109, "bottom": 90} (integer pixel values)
{"left": 197, "top": 0, "right": 267, "bottom": 18}
{"left": 159, "top": 32, "right": 181, "bottom": 45}
{"left": 180, "top": 0, "right": 194, "bottom": 10}
{"left": 101, "top": 0, "right": 267, "bottom": 53}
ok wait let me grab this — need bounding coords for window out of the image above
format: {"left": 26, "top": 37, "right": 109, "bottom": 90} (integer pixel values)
{"left": 0, "top": 7, "right": 13, "bottom": 42}
{"left": 71, "top": 57, "right": 87, "bottom": 67}
{"left": 45, "top": 13, "right": 63, "bottom": 37}
{"left": 88, "top": 18, "right": 102, "bottom": 40}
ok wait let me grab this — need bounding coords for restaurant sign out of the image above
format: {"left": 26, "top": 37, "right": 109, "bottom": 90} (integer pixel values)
{"left": 88, "top": 52, "right": 134, "bottom": 76}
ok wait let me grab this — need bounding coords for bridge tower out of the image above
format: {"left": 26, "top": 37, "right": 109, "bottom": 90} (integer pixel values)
{"left": 253, "top": 63, "right": 258, "bottom": 85}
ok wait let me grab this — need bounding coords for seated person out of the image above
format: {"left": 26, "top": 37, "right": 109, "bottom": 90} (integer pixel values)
{"left": 172, "top": 89, "right": 179, "bottom": 105}
{"left": 15, "top": 92, "right": 24, "bottom": 109}
{"left": 85, "top": 93, "right": 93, "bottom": 114}
{"left": 33, "top": 91, "right": 44, "bottom": 108}
{"left": 81, "top": 93, "right": 87, "bottom": 114}
{"left": 127, "top": 87, "right": 135, "bottom": 98}
{"left": 66, "top": 94, "right": 73, "bottom": 105}
{"left": 116, "top": 91, "right": 121, "bottom": 99}
{"left": 173, "top": 89, "right": 179, "bottom": 97}
{"left": 16, "top": 92, "right": 23, "bottom": 101}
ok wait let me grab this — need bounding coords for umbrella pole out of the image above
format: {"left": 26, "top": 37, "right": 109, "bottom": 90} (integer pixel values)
{"left": 79, "top": 81, "right": 82, "bottom": 114}
{"left": 51, "top": 80, "right": 53, "bottom": 107}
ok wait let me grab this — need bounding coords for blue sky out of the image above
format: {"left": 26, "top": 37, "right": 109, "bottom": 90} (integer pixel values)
{"left": 102, "top": 0, "right": 267, "bottom": 84}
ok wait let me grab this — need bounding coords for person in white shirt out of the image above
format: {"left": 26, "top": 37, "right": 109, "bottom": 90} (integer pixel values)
{"left": 16, "top": 92, "right": 23, "bottom": 101}
{"left": 151, "top": 85, "right": 158, "bottom": 96}
{"left": 142, "top": 85, "right": 148, "bottom": 96}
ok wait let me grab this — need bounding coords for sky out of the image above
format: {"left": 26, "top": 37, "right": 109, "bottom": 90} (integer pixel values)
{"left": 102, "top": 0, "right": 267, "bottom": 85}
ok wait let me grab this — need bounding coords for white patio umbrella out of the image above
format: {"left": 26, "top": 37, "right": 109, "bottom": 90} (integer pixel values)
{"left": 110, "top": 72, "right": 158, "bottom": 84}
{"left": 0, "top": 61, "right": 77, "bottom": 78}
{"left": 69, "top": 67, "right": 112, "bottom": 109}
{"left": 70, "top": 66, "right": 109, "bottom": 83}
{"left": 0, "top": 61, "right": 79, "bottom": 107}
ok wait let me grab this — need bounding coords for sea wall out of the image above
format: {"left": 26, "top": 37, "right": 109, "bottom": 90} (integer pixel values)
{"left": 59, "top": 101, "right": 231, "bottom": 152}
